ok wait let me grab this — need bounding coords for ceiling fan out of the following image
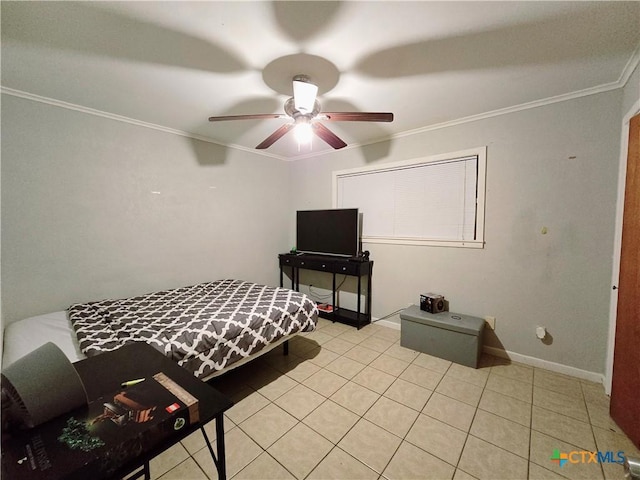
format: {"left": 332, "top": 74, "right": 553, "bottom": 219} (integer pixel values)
{"left": 208, "top": 75, "right": 394, "bottom": 150}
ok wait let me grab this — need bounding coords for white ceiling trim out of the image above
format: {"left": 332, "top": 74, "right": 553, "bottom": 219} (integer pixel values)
{"left": 0, "top": 86, "right": 283, "bottom": 161}
{"left": 289, "top": 81, "right": 626, "bottom": 161}
{"left": 618, "top": 43, "right": 640, "bottom": 86}
{"left": 2, "top": 41, "right": 638, "bottom": 164}
{"left": 393, "top": 80, "right": 623, "bottom": 139}
{"left": 0, "top": 86, "right": 220, "bottom": 144}
{"left": 288, "top": 44, "right": 640, "bottom": 161}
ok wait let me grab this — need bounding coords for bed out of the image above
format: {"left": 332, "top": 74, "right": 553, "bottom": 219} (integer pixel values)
{"left": 2, "top": 279, "right": 318, "bottom": 381}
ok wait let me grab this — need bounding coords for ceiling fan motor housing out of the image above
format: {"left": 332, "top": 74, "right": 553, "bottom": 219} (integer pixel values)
{"left": 284, "top": 97, "right": 321, "bottom": 120}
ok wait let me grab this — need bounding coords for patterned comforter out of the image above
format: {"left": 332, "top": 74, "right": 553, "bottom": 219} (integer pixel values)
{"left": 68, "top": 279, "right": 318, "bottom": 379}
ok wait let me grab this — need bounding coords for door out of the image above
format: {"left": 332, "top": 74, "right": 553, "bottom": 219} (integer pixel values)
{"left": 610, "top": 113, "right": 640, "bottom": 449}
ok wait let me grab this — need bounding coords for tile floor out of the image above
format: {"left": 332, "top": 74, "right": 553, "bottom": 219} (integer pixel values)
{"left": 148, "top": 318, "right": 639, "bottom": 480}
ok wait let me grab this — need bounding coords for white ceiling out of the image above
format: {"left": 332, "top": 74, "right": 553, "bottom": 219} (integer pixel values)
{"left": 2, "top": 1, "right": 639, "bottom": 160}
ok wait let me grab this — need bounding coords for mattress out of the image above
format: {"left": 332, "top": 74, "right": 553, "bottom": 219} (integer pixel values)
{"left": 68, "top": 279, "right": 318, "bottom": 379}
{"left": 1, "top": 312, "right": 297, "bottom": 382}
{"left": 3, "top": 280, "right": 318, "bottom": 381}
{"left": 2, "top": 311, "right": 86, "bottom": 367}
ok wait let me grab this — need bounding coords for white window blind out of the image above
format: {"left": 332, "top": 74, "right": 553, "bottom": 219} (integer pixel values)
{"left": 333, "top": 147, "right": 486, "bottom": 248}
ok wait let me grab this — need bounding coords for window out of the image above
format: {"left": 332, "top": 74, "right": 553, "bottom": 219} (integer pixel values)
{"left": 333, "top": 147, "right": 486, "bottom": 248}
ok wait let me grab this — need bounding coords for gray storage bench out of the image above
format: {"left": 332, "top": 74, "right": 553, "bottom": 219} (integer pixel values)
{"left": 400, "top": 305, "right": 485, "bottom": 368}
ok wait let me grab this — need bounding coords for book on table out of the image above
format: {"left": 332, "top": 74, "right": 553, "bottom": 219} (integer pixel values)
{"left": 317, "top": 303, "right": 334, "bottom": 313}
{"left": 2, "top": 372, "right": 199, "bottom": 480}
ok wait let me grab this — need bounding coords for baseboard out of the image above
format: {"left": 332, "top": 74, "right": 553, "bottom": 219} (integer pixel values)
{"left": 372, "top": 317, "right": 603, "bottom": 384}
{"left": 483, "top": 346, "right": 604, "bottom": 385}
{"left": 372, "top": 318, "right": 401, "bottom": 330}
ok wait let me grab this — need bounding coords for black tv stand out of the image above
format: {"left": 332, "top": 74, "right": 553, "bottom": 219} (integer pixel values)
{"left": 278, "top": 253, "right": 373, "bottom": 329}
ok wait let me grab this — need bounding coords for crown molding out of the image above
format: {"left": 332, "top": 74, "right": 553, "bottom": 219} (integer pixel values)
{"left": 0, "top": 86, "right": 287, "bottom": 161}
{"left": 288, "top": 43, "right": 640, "bottom": 161}
{"left": 0, "top": 86, "right": 216, "bottom": 144}
{"left": 392, "top": 80, "right": 623, "bottom": 141}
{"left": 618, "top": 42, "right": 640, "bottom": 87}
{"left": 3, "top": 40, "right": 638, "bottom": 164}
{"left": 288, "top": 78, "right": 622, "bottom": 161}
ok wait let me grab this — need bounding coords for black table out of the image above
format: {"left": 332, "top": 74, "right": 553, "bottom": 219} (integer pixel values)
{"left": 2, "top": 343, "right": 234, "bottom": 480}
{"left": 279, "top": 252, "right": 373, "bottom": 329}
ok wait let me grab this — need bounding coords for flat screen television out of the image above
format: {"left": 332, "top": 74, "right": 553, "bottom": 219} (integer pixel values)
{"left": 296, "top": 208, "right": 359, "bottom": 257}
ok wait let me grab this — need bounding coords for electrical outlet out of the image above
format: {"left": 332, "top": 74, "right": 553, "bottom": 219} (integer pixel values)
{"left": 485, "top": 316, "right": 496, "bottom": 330}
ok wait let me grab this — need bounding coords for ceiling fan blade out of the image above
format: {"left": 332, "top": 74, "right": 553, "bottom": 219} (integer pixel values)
{"left": 208, "top": 113, "right": 285, "bottom": 122}
{"left": 312, "top": 123, "right": 347, "bottom": 149}
{"left": 255, "top": 123, "right": 294, "bottom": 149}
{"left": 322, "top": 112, "right": 394, "bottom": 122}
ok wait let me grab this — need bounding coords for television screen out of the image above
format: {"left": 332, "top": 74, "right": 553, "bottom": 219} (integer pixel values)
{"left": 296, "top": 209, "right": 359, "bottom": 257}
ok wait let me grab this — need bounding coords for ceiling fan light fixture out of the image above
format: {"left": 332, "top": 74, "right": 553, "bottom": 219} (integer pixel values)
{"left": 294, "top": 119, "right": 313, "bottom": 146}
{"left": 208, "top": 73, "right": 393, "bottom": 151}
{"left": 292, "top": 75, "right": 318, "bottom": 114}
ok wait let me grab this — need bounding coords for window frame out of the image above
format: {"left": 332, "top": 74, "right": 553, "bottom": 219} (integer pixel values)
{"left": 332, "top": 146, "right": 487, "bottom": 249}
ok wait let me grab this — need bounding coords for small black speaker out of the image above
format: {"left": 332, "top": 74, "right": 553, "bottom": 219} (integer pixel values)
{"left": 420, "top": 293, "right": 446, "bottom": 313}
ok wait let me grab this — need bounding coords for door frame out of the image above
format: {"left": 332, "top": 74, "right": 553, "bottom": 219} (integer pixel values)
{"left": 605, "top": 99, "right": 640, "bottom": 395}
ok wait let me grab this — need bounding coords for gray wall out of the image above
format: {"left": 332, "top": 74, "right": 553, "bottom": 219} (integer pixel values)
{"left": 1, "top": 94, "right": 291, "bottom": 324}
{"left": 1, "top": 86, "right": 629, "bottom": 375}
{"left": 289, "top": 90, "right": 622, "bottom": 374}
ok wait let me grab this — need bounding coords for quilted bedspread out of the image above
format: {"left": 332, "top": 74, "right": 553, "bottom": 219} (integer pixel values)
{"left": 68, "top": 279, "right": 318, "bottom": 378}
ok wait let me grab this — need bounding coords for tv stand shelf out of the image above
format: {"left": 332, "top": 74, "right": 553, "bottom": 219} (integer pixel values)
{"left": 278, "top": 253, "right": 373, "bottom": 329}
